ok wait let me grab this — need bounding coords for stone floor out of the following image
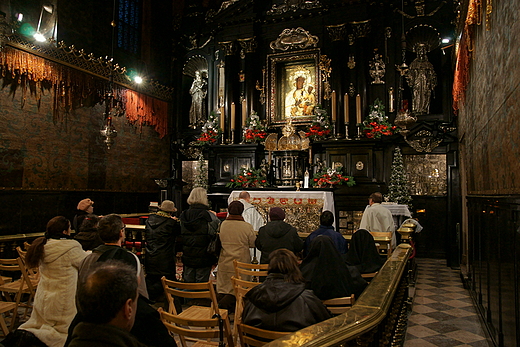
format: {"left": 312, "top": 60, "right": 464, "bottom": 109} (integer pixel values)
{"left": 404, "top": 258, "right": 492, "bottom": 347}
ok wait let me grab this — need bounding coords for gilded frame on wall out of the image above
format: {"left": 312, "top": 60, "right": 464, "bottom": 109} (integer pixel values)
{"left": 267, "top": 49, "right": 321, "bottom": 127}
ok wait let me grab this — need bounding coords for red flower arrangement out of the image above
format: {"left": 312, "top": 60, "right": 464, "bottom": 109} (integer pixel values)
{"left": 312, "top": 166, "right": 356, "bottom": 189}
{"left": 194, "top": 129, "right": 220, "bottom": 146}
{"left": 245, "top": 128, "right": 268, "bottom": 142}
{"left": 362, "top": 99, "right": 396, "bottom": 139}
{"left": 305, "top": 107, "right": 332, "bottom": 141}
{"left": 305, "top": 124, "right": 331, "bottom": 140}
{"left": 244, "top": 112, "right": 268, "bottom": 143}
{"left": 226, "top": 168, "right": 268, "bottom": 188}
{"left": 364, "top": 122, "right": 397, "bottom": 139}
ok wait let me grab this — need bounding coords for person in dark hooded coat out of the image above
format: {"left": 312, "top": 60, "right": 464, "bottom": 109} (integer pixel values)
{"left": 255, "top": 207, "right": 303, "bottom": 264}
{"left": 179, "top": 187, "right": 220, "bottom": 283}
{"left": 144, "top": 200, "right": 180, "bottom": 301}
{"left": 300, "top": 235, "right": 367, "bottom": 300}
{"left": 344, "top": 228, "right": 385, "bottom": 274}
{"left": 242, "top": 249, "right": 331, "bottom": 332}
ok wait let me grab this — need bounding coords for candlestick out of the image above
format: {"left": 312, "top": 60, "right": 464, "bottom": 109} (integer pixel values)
{"left": 241, "top": 99, "right": 247, "bottom": 127}
{"left": 356, "top": 94, "right": 362, "bottom": 124}
{"left": 388, "top": 87, "right": 394, "bottom": 113}
{"left": 345, "top": 124, "right": 352, "bottom": 140}
{"left": 331, "top": 90, "right": 337, "bottom": 122}
{"left": 344, "top": 93, "right": 349, "bottom": 124}
{"left": 219, "top": 107, "right": 225, "bottom": 131}
{"left": 231, "top": 102, "right": 236, "bottom": 130}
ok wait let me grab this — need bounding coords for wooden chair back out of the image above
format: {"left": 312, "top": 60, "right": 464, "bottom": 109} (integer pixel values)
{"left": 322, "top": 294, "right": 355, "bottom": 315}
{"left": 233, "top": 260, "right": 268, "bottom": 281}
{"left": 161, "top": 276, "right": 219, "bottom": 315}
{"left": 160, "top": 276, "right": 234, "bottom": 347}
{"left": 232, "top": 276, "right": 261, "bottom": 345}
{"left": 237, "top": 323, "right": 290, "bottom": 347}
{"left": 159, "top": 308, "right": 221, "bottom": 347}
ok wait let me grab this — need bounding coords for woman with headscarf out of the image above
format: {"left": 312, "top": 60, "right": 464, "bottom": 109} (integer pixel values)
{"left": 216, "top": 201, "right": 256, "bottom": 310}
{"left": 344, "top": 229, "right": 385, "bottom": 274}
{"left": 243, "top": 249, "right": 331, "bottom": 332}
{"left": 300, "top": 235, "right": 367, "bottom": 300}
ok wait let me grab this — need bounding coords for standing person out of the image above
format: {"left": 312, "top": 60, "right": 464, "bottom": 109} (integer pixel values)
{"left": 303, "top": 210, "right": 347, "bottom": 257}
{"left": 68, "top": 261, "right": 146, "bottom": 347}
{"left": 144, "top": 200, "right": 181, "bottom": 301}
{"left": 238, "top": 191, "right": 265, "bottom": 262}
{"left": 242, "top": 249, "right": 331, "bottom": 332}
{"left": 359, "top": 192, "right": 396, "bottom": 249}
{"left": 255, "top": 207, "right": 303, "bottom": 264}
{"left": 73, "top": 198, "right": 94, "bottom": 232}
{"left": 238, "top": 191, "right": 265, "bottom": 231}
{"left": 16, "top": 216, "right": 87, "bottom": 347}
{"left": 216, "top": 201, "right": 256, "bottom": 310}
{"left": 179, "top": 187, "right": 220, "bottom": 283}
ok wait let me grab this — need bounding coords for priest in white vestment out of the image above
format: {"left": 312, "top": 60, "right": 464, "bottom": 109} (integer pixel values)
{"left": 359, "top": 192, "right": 396, "bottom": 249}
{"left": 238, "top": 191, "right": 266, "bottom": 262}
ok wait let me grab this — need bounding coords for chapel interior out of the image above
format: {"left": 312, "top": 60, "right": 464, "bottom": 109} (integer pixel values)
{"left": 0, "top": 0, "right": 519, "bottom": 346}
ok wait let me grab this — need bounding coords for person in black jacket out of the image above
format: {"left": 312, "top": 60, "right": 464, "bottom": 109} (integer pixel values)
{"left": 144, "top": 200, "right": 181, "bottom": 301}
{"left": 300, "top": 235, "right": 367, "bottom": 300}
{"left": 74, "top": 214, "right": 103, "bottom": 251}
{"left": 242, "top": 249, "right": 331, "bottom": 332}
{"left": 179, "top": 187, "right": 220, "bottom": 283}
{"left": 344, "top": 228, "right": 385, "bottom": 274}
{"left": 255, "top": 207, "right": 303, "bottom": 264}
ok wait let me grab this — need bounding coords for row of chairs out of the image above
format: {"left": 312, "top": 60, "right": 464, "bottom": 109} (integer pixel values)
{"left": 159, "top": 260, "right": 360, "bottom": 347}
{"left": 0, "top": 244, "right": 40, "bottom": 336}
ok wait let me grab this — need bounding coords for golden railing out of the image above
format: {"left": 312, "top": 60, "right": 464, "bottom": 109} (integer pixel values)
{"left": 265, "top": 243, "right": 413, "bottom": 347}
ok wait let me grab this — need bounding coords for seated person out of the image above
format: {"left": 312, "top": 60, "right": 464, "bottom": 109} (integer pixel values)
{"left": 68, "top": 261, "right": 146, "bottom": 347}
{"left": 301, "top": 236, "right": 367, "bottom": 300}
{"left": 242, "top": 249, "right": 331, "bottom": 332}
{"left": 344, "top": 229, "right": 385, "bottom": 274}
{"left": 303, "top": 210, "right": 347, "bottom": 257}
{"left": 255, "top": 207, "right": 303, "bottom": 264}
{"left": 74, "top": 214, "right": 103, "bottom": 251}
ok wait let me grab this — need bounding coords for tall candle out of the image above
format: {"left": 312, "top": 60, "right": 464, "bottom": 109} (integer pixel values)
{"left": 231, "top": 102, "right": 236, "bottom": 130}
{"left": 331, "top": 90, "right": 337, "bottom": 121}
{"left": 220, "top": 107, "right": 225, "bottom": 130}
{"left": 241, "top": 99, "right": 247, "bottom": 127}
{"left": 356, "top": 94, "right": 362, "bottom": 124}
{"left": 344, "top": 93, "right": 349, "bottom": 123}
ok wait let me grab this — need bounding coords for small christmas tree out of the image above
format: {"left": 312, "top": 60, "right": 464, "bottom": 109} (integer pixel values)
{"left": 193, "top": 152, "right": 208, "bottom": 189}
{"left": 387, "top": 146, "right": 412, "bottom": 208}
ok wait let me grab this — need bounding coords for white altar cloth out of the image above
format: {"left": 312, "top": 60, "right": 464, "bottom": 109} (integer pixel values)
{"left": 228, "top": 190, "right": 336, "bottom": 231}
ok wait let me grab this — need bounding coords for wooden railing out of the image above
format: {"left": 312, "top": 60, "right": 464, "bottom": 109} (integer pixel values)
{"left": 265, "top": 244, "right": 413, "bottom": 347}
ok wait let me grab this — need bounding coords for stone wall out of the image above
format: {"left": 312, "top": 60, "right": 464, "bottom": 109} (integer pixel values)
{"left": 457, "top": 0, "right": 520, "bottom": 195}
{"left": 0, "top": 80, "right": 170, "bottom": 192}
{"left": 0, "top": 75, "right": 170, "bottom": 234}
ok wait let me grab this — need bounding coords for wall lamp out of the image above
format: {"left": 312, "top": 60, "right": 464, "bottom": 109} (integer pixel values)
{"left": 34, "top": 4, "right": 54, "bottom": 42}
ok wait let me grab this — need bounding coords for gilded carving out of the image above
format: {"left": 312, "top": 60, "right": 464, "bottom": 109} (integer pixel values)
{"left": 270, "top": 27, "right": 319, "bottom": 52}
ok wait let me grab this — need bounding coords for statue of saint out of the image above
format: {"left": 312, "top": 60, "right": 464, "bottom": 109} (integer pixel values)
{"left": 406, "top": 43, "right": 437, "bottom": 115}
{"left": 189, "top": 70, "right": 207, "bottom": 127}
